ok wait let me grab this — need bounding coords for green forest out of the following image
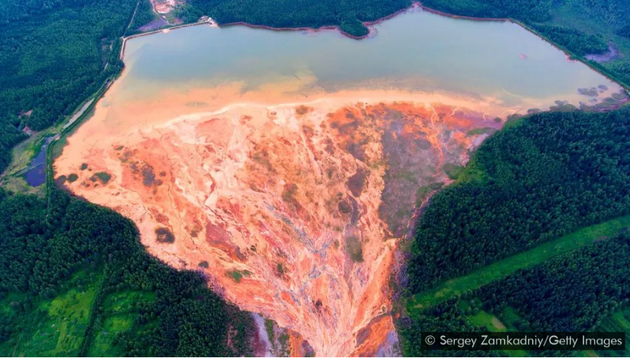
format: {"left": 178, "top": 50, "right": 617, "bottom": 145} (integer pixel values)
{"left": 0, "top": 188, "right": 254, "bottom": 356}
{"left": 407, "top": 107, "right": 630, "bottom": 294}
{"left": 401, "top": 234, "right": 630, "bottom": 356}
{"left": 402, "top": 106, "right": 630, "bottom": 355}
{"left": 0, "top": 0, "right": 141, "bottom": 172}
{"left": 178, "top": 0, "right": 411, "bottom": 37}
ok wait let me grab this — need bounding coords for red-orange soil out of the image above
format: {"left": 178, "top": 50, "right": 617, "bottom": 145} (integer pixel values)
{"left": 54, "top": 81, "right": 509, "bottom": 356}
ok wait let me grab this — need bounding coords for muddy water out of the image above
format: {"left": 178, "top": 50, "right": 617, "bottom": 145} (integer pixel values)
{"left": 120, "top": 7, "right": 620, "bottom": 107}
{"left": 54, "top": 6, "right": 624, "bottom": 357}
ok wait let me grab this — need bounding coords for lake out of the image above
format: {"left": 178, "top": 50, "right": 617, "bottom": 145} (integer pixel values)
{"left": 118, "top": 7, "right": 623, "bottom": 110}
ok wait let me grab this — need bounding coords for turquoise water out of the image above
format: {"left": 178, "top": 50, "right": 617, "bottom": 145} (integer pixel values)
{"left": 120, "top": 7, "right": 621, "bottom": 108}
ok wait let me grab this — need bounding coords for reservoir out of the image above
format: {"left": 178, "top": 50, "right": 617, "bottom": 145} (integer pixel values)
{"left": 55, "top": 7, "right": 626, "bottom": 357}
{"left": 118, "top": 7, "right": 622, "bottom": 110}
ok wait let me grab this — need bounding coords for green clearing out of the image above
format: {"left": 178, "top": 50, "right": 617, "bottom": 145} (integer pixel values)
{"left": 470, "top": 310, "right": 529, "bottom": 357}
{"left": 457, "top": 299, "right": 508, "bottom": 332}
{"left": 442, "top": 163, "right": 465, "bottom": 180}
{"left": 407, "top": 214, "right": 630, "bottom": 316}
{"left": 87, "top": 291, "right": 156, "bottom": 356}
{"left": 0, "top": 270, "right": 160, "bottom": 357}
{"left": 0, "top": 270, "right": 103, "bottom": 356}
{"left": 466, "top": 127, "right": 497, "bottom": 136}
{"left": 588, "top": 306, "right": 630, "bottom": 357}
{"left": 430, "top": 300, "right": 529, "bottom": 356}
{"left": 415, "top": 182, "right": 443, "bottom": 205}
{"left": 469, "top": 310, "right": 506, "bottom": 332}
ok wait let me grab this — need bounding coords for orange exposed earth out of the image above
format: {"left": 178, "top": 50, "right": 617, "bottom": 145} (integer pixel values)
{"left": 54, "top": 77, "right": 511, "bottom": 356}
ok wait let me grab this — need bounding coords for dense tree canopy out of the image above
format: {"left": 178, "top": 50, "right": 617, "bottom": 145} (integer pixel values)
{"left": 477, "top": 236, "right": 630, "bottom": 332}
{"left": 179, "top": 0, "right": 411, "bottom": 37}
{"left": 408, "top": 108, "right": 630, "bottom": 294}
{"left": 618, "top": 23, "right": 630, "bottom": 38}
{"left": 401, "top": 234, "right": 630, "bottom": 356}
{"left": 0, "top": 0, "right": 144, "bottom": 173}
{"left": 0, "top": 188, "right": 254, "bottom": 356}
{"left": 532, "top": 24, "right": 609, "bottom": 57}
{"left": 422, "top": 0, "right": 553, "bottom": 22}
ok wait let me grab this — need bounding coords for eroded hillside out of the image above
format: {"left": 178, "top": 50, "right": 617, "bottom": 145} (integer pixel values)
{"left": 54, "top": 82, "right": 506, "bottom": 355}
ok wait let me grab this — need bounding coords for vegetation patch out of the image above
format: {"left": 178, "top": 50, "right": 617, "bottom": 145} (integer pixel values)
{"left": 141, "top": 164, "right": 156, "bottom": 186}
{"left": 408, "top": 214, "right": 630, "bottom": 315}
{"left": 441, "top": 163, "right": 464, "bottom": 180}
{"left": 67, "top": 173, "right": 79, "bottom": 183}
{"left": 276, "top": 262, "right": 285, "bottom": 276}
{"left": 155, "top": 227, "right": 175, "bottom": 243}
{"left": 344, "top": 235, "right": 364, "bottom": 263}
{"left": 92, "top": 171, "right": 111, "bottom": 184}
{"left": 80, "top": 163, "right": 88, "bottom": 170}
{"left": 87, "top": 290, "right": 156, "bottom": 356}
{"left": 346, "top": 168, "right": 368, "bottom": 197}
{"left": 415, "top": 182, "right": 443, "bottom": 204}
{"left": 198, "top": 260, "right": 209, "bottom": 268}
{"left": 227, "top": 269, "right": 251, "bottom": 283}
{"left": 265, "top": 319, "right": 275, "bottom": 344}
{"left": 466, "top": 127, "right": 497, "bottom": 136}
{"left": 0, "top": 270, "right": 103, "bottom": 356}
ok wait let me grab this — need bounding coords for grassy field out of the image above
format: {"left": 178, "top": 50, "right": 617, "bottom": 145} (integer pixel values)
{"left": 589, "top": 306, "right": 630, "bottom": 357}
{"left": 87, "top": 291, "right": 156, "bottom": 356}
{"left": 0, "top": 267, "right": 160, "bottom": 357}
{"left": 0, "top": 270, "right": 103, "bottom": 356}
{"left": 407, "top": 214, "right": 630, "bottom": 316}
{"left": 449, "top": 300, "right": 529, "bottom": 356}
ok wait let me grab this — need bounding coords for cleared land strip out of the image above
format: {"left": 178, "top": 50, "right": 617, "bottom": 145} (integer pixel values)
{"left": 406, "top": 214, "right": 630, "bottom": 317}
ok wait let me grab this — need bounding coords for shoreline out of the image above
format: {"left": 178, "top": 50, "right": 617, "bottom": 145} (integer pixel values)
{"left": 414, "top": 4, "right": 630, "bottom": 92}
{"left": 219, "top": 4, "right": 416, "bottom": 40}
{"left": 415, "top": 4, "right": 508, "bottom": 22}
{"left": 42, "top": 0, "right": 630, "bottom": 193}
{"left": 118, "top": 1, "right": 630, "bottom": 93}
{"left": 120, "top": 20, "right": 215, "bottom": 60}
